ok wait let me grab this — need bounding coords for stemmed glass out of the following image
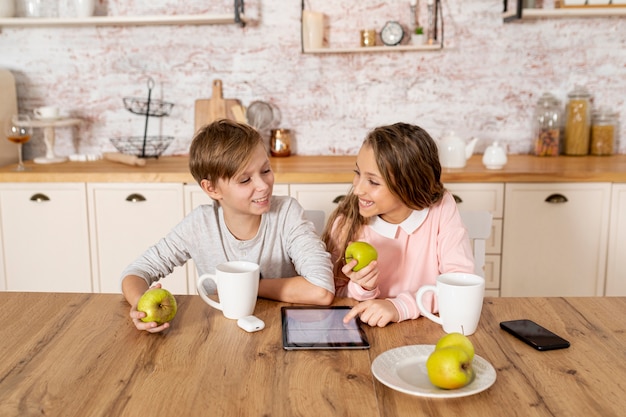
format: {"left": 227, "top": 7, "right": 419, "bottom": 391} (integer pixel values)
{"left": 3, "top": 114, "right": 32, "bottom": 171}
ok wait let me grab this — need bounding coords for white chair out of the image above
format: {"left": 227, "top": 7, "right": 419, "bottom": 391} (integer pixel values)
{"left": 304, "top": 210, "right": 326, "bottom": 235}
{"left": 459, "top": 210, "right": 493, "bottom": 278}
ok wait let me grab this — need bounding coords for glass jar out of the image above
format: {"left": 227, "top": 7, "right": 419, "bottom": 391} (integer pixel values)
{"left": 590, "top": 107, "right": 619, "bottom": 156}
{"left": 564, "top": 85, "right": 592, "bottom": 156}
{"left": 532, "top": 92, "right": 562, "bottom": 156}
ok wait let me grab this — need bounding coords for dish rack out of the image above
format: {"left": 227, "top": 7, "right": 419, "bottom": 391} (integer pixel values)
{"left": 111, "top": 78, "right": 174, "bottom": 158}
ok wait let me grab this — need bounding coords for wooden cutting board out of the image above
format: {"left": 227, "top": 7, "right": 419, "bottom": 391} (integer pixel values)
{"left": 194, "top": 79, "right": 246, "bottom": 133}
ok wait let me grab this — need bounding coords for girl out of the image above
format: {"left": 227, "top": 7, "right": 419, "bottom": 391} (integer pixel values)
{"left": 122, "top": 119, "right": 334, "bottom": 333}
{"left": 321, "top": 122, "right": 474, "bottom": 327}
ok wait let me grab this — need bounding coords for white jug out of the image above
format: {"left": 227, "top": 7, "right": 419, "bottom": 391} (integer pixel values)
{"left": 482, "top": 141, "right": 508, "bottom": 170}
{"left": 437, "top": 131, "right": 478, "bottom": 169}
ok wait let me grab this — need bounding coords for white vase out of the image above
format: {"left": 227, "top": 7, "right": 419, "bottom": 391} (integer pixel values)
{"left": 74, "top": 0, "right": 94, "bottom": 18}
{"left": 0, "top": 0, "right": 15, "bottom": 17}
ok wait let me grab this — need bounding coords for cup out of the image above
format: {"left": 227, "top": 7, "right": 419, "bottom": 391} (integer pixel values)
{"left": 197, "top": 261, "right": 260, "bottom": 320}
{"left": 415, "top": 272, "right": 485, "bottom": 335}
{"left": 34, "top": 106, "right": 60, "bottom": 120}
{"left": 302, "top": 10, "right": 324, "bottom": 50}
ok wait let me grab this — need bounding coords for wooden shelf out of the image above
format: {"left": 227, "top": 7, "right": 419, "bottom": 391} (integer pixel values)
{"left": 522, "top": 6, "right": 626, "bottom": 19}
{"left": 303, "top": 43, "right": 443, "bottom": 54}
{"left": 0, "top": 13, "right": 247, "bottom": 28}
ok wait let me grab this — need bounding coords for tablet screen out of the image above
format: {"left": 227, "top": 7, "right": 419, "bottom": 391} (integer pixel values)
{"left": 281, "top": 306, "right": 370, "bottom": 350}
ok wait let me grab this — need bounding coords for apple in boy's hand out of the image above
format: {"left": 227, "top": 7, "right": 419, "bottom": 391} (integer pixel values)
{"left": 344, "top": 241, "right": 378, "bottom": 271}
{"left": 435, "top": 332, "right": 475, "bottom": 361}
{"left": 137, "top": 288, "right": 178, "bottom": 325}
{"left": 426, "top": 346, "right": 475, "bottom": 389}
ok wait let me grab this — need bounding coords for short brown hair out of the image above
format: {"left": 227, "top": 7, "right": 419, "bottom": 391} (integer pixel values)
{"left": 189, "top": 119, "right": 265, "bottom": 184}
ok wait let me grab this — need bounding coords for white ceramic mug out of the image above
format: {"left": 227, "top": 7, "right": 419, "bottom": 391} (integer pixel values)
{"left": 415, "top": 272, "right": 485, "bottom": 335}
{"left": 34, "top": 106, "right": 59, "bottom": 119}
{"left": 197, "top": 261, "right": 260, "bottom": 320}
{"left": 302, "top": 10, "right": 324, "bottom": 50}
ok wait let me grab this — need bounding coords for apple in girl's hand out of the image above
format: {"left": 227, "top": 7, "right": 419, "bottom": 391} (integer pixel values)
{"left": 344, "top": 241, "right": 378, "bottom": 271}
{"left": 426, "top": 346, "right": 475, "bottom": 389}
{"left": 137, "top": 288, "right": 178, "bottom": 324}
{"left": 435, "top": 332, "right": 475, "bottom": 361}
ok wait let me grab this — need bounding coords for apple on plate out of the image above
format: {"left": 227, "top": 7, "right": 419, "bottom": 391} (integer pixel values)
{"left": 344, "top": 241, "right": 378, "bottom": 272}
{"left": 426, "top": 346, "right": 475, "bottom": 389}
{"left": 435, "top": 332, "right": 475, "bottom": 361}
{"left": 137, "top": 288, "right": 178, "bottom": 325}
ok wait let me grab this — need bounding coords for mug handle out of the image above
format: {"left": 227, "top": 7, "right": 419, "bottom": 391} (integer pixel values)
{"left": 415, "top": 285, "right": 442, "bottom": 325}
{"left": 197, "top": 273, "right": 222, "bottom": 311}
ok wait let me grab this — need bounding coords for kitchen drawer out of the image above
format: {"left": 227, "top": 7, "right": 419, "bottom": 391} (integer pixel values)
{"left": 88, "top": 183, "right": 186, "bottom": 294}
{"left": 445, "top": 183, "right": 504, "bottom": 218}
{"left": 0, "top": 183, "right": 92, "bottom": 292}
{"left": 501, "top": 182, "right": 610, "bottom": 297}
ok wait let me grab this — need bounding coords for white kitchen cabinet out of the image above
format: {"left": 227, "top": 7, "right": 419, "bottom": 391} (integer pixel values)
{"left": 87, "top": 183, "right": 186, "bottom": 294}
{"left": 445, "top": 183, "right": 505, "bottom": 295}
{"left": 182, "top": 183, "right": 290, "bottom": 291}
{"left": 289, "top": 183, "right": 352, "bottom": 224}
{"left": 501, "top": 183, "right": 611, "bottom": 297}
{"left": 0, "top": 183, "right": 92, "bottom": 292}
{"left": 605, "top": 184, "right": 626, "bottom": 296}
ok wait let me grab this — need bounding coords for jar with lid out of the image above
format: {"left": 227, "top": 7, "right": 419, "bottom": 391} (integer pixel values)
{"left": 590, "top": 107, "right": 619, "bottom": 156}
{"left": 532, "top": 92, "right": 562, "bottom": 156}
{"left": 564, "top": 85, "right": 592, "bottom": 156}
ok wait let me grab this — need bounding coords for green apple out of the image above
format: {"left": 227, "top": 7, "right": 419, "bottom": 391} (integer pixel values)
{"left": 137, "top": 288, "right": 178, "bottom": 325}
{"left": 344, "top": 241, "right": 378, "bottom": 272}
{"left": 435, "top": 332, "right": 475, "bottom": 361}
{"left": 426, "top": 346, "right": 475, "bottom": 389}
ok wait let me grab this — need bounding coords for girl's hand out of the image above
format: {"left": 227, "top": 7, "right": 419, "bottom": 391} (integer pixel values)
{"left": 129, "top": 283, "right": 171, "bottom": 333}
{"left": 341, "top": 260, "right": 379, "bottom": 291}
{"left": 343, "top": 299, "right": 399, "bottom": 327}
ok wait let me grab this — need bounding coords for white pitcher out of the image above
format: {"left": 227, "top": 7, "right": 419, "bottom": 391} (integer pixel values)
{"left": 437, "top": 131, "right": 478, "bottom": 169}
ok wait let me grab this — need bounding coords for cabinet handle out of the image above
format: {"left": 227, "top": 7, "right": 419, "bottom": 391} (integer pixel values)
{"left": 452, "top": 194, "right": 462, "bottom": 204}
{"left": 126, "top": 193, "right": 147, "bottom": 203}
{"left": 30, "top": 193, "right": 50, "bottom": 203}
{"left": 545, "top": 193, "right": 568, "bottom": 204}
{"left": 333, "top": 195, "right": 346, "bottom": 204}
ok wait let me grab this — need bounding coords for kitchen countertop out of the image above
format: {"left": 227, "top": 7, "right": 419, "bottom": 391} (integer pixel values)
{"left": 1, "top": 154, "right": 626, "bottom": 183}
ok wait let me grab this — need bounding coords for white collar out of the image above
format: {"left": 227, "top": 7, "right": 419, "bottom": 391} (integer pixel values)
{"left": 369, "top": 208, "right": 429, "bottom": 238}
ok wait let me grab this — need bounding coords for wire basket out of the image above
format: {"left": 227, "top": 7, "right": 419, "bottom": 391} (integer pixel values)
{"left": 123, "top": 97, "right": 174, "bottom": 118}
{"left": 110, "top": 136, "right": 174, "bottom": 158}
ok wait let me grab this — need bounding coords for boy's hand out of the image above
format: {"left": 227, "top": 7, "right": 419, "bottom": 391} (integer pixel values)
{"left": 129, "top": 283, "right": 171, "bottom": 333}
{"left": 343, "top": 299, "right": 399, "bottom": 327}
{"left": 341, "top": 260, "right": 379, "bottom": 291}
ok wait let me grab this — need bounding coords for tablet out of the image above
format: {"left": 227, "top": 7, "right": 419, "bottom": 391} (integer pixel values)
{"left": 281, "top": 306, "right": 370, "bottom": 350}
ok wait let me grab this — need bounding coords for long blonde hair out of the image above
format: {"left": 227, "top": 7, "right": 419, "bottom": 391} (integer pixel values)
{"left": 321, "top": 123, "right": 444, "bottom": 274}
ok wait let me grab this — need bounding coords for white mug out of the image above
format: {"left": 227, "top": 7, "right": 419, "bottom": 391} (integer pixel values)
{"left": 34, "top": 106, "right": 59, "bottom": 119}
{"left": 302, "top": 10, "right": 324, "bottom": 50}
{"left": 197, "top": 261, "right": 260, "bottom": 320}
{"left": 415, "top": 272, "right": 485, "bottom": 335}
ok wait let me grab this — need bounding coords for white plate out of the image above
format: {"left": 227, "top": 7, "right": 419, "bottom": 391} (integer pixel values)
{"left": 371, "top": 344, "right": 496, "bottom": 398}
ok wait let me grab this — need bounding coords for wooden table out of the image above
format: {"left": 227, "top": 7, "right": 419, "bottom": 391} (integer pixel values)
{"left": 0, "top": 293, "right": 624, "bottom": 417}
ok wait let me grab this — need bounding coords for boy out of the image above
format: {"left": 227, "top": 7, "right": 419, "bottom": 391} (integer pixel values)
{"left": 122, "top": 119, "right": 334, "bottom": 333}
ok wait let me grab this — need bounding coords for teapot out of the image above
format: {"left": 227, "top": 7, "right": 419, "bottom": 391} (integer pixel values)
{"left": 437, "top": 131, "right": 479, "bottom": 169}
{"left": 482, "top": 141, "right": 508, "bottom": 170}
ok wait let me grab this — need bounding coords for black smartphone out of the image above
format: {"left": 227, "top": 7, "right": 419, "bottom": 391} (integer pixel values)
{"left": 500, "top": 319, "right": 570, "bottom": 351}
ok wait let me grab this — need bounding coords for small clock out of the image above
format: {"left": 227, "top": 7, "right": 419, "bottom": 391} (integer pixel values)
{"left": 380, "top": 21, "right": 405, "bottom": 46}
